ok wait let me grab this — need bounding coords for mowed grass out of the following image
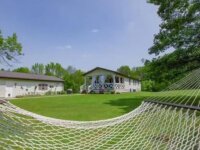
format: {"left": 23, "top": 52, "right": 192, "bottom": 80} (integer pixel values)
{"left": 10, "top": 92, "right": 154, "bottom": 121}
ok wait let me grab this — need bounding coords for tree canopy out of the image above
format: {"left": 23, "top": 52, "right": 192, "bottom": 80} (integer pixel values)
{"left": 142, "top": 0, "right": 200, "bottom": 91}
{"left": 117, "top": 66, "right": 132, "bottom": 76}
{"left": 31, "top": 63, "right": 45, "bottom": 75}
{"left": 13, "top": 67, "right": 30, "bottom": 73}
{"left": 0, "top": 31, "right": 22, "bottom": 65}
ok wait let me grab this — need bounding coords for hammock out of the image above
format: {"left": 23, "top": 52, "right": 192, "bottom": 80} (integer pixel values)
{"left": 0, "top": 69, "right": 200, "bottom": 150}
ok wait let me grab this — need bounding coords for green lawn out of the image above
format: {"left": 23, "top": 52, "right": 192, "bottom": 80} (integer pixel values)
{"left": 11, "top": 92, "right": 154, "bottom": 121}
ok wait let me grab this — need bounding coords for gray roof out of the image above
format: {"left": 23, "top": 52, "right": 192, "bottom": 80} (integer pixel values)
{"left": 0, "top": 71, "right": 64, "bottom": 82}
{"left": 83, "top": 67, "right": 141, "bottom": 81}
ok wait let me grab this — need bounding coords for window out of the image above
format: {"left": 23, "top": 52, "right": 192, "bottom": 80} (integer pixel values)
{"left": 129, "top": 79, "right": 131, "bottom": 85}
{"left": 39, "top": 84, "right": 48, "bottom": 91}
{"left": 49, "top": 85, "right": 54, "bottom": 88}
{"left": 115, "top": 76, "right": 120, "bottom": 83}
{"left": 120, "top": 77, "right": 124, "bottom": 83}
{"left": 105, "top": 75, "right": 113, "bottom": 83}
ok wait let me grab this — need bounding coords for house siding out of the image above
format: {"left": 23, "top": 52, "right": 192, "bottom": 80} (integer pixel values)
{"left": 0, "top": 79, "right": 64, "bottom": 98}
{"left": 83, "top": 68, "right": 141, "bottom": 93}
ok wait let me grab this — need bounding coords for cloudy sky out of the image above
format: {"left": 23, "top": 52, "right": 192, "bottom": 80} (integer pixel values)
{"left": 0, "top": 0, "right": 161, "bottom": 71}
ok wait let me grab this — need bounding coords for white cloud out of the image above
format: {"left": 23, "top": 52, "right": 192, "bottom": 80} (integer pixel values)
{"left": 91, "top": 28, "right": 99, "bottom": 33}
{"left": 56, "top": 44, "right": 72, "bottom": 50}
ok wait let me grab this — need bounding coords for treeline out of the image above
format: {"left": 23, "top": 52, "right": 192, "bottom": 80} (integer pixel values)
{"left": 12, "top": 63, "right": 84, "bottom": 93}
{"left": 116, "top": 65, "right": 157, "bottom": 91}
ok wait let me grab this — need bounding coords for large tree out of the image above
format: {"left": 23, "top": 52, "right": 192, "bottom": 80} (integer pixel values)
{"left": 148, "top": 0, "right": 200, "bottom": 70}
{"left": 148, "top": 0, "right": 200, "bottom": 54}
{"left": 0, "top": 31, "right": 22, "bottom": 65}
{"left": 144, "top": 0, "right": 200, "bottom": 91}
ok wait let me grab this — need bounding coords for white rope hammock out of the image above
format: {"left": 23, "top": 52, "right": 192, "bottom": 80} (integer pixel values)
{"left": 0, "top": 69, "right": 200, "bottom": 149}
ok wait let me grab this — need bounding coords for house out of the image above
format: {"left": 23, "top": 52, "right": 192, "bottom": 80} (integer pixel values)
{"left": 0, "top": 71, "right": 64, "bottom": 98}
{"left": 80, "top": 67, "right": 141, "bottom": 93}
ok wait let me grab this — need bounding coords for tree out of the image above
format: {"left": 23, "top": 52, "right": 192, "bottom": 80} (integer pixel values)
{"left": 13, "top": 67, "right": 30, "bottom": 73}
{"left": 117, "top": 66, "right": 132, "bottom": 76}
{"left": 143, "top": 0, "right": 200, "bottom": 91}
{"left": 148, "top": 0, "right": 200, "bottom": 71}
{"left": 45, "top": 62, "right": 65, "bottom": 78}
{"left": 63, "top": 70, "right": 84, "bottom": 93}
{"left": 0, "top": 31, "right": 22, "bottom": 65}
{"left": 31, "top": 63, "right": 45, "bottom": 74}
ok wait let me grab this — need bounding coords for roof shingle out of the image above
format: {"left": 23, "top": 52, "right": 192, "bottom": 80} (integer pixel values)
{"left": 0, "top": 71, "right": 64, "bottom": 82}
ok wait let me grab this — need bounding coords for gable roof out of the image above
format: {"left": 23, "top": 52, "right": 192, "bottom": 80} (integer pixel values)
{"left": 0, "top": 71, "right": 64, "bottom": 82}
{"left": 83, "top": 67, "right": 140, "bottom": 81}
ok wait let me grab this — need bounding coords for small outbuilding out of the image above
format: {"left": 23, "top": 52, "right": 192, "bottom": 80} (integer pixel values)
{"left": 0, "top": 71, "right": 64, "bottom": 98}
{"left": 80, "top": 67, "right": 141, "bottom": 93}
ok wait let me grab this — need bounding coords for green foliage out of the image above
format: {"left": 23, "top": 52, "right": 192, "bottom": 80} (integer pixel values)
{"left": 31, "top": 63, "right": 45, "bottom": 74}
{"left": 63, "top": 70, "right": 84, "bottom": 93}
{"left": 45, "top": 91, "right": 66, "bottom": 96}
{"left": 0, "top": 31, "right": 22, "bottom": 65}
{"left": 141, "top": 80, "right": 155, "bottom": 91}
{"left": 142, "top": 0, "right": 200, "bottom": 91}
{"left": 13, "top": 67, "right": 30, "bottom": 73}
{"left": 148, "top": 0, "right": 200, "bottom": 56}
{"left": 117, "top": 66, "right": 131, "bottom": 76}
{"left": 45, "top": 62, "right": 65, "bottom": 78}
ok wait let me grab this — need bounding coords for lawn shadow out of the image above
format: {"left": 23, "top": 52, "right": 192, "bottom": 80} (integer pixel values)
{"left": 104, "top": 97, "right": 146, "bottom": 114}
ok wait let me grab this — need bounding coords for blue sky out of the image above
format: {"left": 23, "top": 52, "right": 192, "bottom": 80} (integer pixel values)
{"left": 0, "top": 0, "right": 161, "bottom": 71}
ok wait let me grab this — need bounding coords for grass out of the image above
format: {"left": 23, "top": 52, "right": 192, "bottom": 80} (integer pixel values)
{"left": 3, "top": 91, "right": 200, "bottom": 149}
{"left": 10, "top": 92, "right": 154, "bottom": 121}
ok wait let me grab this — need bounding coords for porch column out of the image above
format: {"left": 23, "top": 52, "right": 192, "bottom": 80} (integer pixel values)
{"left": 92, "top": 76, "right": 96, "bottom": 85}
{"left": 102, "top": 75, "right": 106, "bottom": 84}
{"left": 113, "top": 75, "right": 116, "bottom": 90}
{"left": 112, "top": 75, "right": 116, "bottom": 84}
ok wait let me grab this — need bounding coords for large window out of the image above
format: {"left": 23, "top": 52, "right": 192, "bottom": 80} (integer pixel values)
{"left": 115, "top": 76, "right": 120, "bottom": 83}
{"left": 105, "top": 75, "right": 113, "bottom": 83}
{"left": 120, "top": 77, "right": 124, "bottom": 83}
{"left": 39, "top": 84, "right": 48, "bottom": 91}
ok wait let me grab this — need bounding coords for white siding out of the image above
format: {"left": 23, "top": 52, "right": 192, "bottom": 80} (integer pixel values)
{"left": 0, "top": 79, "right": 64, "bottom": 98}
{"left": 84, "top": 69, "right": 141, "bottom": 93}
{"left": 115, "top": 78, "right": 141, "bottom": 93}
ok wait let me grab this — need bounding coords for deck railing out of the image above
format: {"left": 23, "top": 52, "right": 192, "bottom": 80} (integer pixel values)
{"left": 92, "top": 83, "right": 125, "bottom": 90}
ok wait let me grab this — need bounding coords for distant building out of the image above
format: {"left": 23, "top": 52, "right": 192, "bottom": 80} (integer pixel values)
{"left": 0, "top": 71, "right": 64, "bottom": 98}
{"left": 80, "top": 67, "right": 141, "bottom": 93}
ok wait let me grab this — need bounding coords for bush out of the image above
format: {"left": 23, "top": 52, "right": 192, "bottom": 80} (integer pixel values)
{"left": 58, "top": 91, "right": 66, "bottom": 95}
{"left": 141, "top": 80, "right": 155, "bottom": 91}
{"left": 81, "top": 90, "right": 87, "bottom": 94}
{"left": 16, "top": 94, "right": 41, "bottom": 98}
{"left": 45, "top": 91, "right": 66, "bottom": 96}
{"left": 110, "top": 91, "right": 115, "bottom": 94}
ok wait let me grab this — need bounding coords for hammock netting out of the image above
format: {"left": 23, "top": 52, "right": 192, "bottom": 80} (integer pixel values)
{"left": 0, "top": 69, "right": 200, "bottom": 150}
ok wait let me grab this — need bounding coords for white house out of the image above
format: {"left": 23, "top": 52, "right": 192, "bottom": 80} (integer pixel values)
{"left": 80, "top": 67, "right": 141, "bottom": 93}
{"left": 0, "top": 71, "right": 64, "bottom": 98}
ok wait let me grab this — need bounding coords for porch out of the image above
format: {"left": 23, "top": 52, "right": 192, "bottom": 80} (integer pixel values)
{"left": 81, "top": 74, "right": 125, "bottom": 93}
